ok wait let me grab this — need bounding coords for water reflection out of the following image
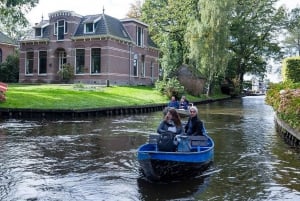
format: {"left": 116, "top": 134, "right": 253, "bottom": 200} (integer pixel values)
{"left": 0, "top": 96, "right": 299, "bottom": 200}
{"left": 137, "top": 175, "right": 211, "bottom": 201}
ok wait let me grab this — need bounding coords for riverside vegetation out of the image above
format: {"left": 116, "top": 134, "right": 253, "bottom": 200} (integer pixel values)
{"left": 265, "top": 57, "right": 300, "bottom": 132}
{"left": 266, "top": 81, "right": 300, "bottom": 132}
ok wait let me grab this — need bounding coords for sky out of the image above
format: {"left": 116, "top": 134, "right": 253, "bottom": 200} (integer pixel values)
{"left": 26, "top": 0, "right": 300, "bottom": 25}
{"left": 26, "top": 0, "right": 138, "bottom": 25}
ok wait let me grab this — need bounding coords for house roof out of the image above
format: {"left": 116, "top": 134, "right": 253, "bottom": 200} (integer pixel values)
{"left": 74, "top": 13, "right": 131, "bottom": 41}
{"left": 0, "top": 31, "right": 17, "bottom": 46}
{"left": 21, "top": 11, "right": 158, "bottom": 48}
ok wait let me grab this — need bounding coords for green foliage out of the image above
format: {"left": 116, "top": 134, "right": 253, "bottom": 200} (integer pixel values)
{"left": 155, "top": 78, "right": 184, "bottom": 99}
{"left": 266, "top": 81, "right": 300, "bottom": 130}
{"left": 282, "top": 57, "right": 300, "bottom": 83}
{"left": 57, "top": 63, "right": 74, "bottom": 83}
{"left": 283, "top": 7, "right": 300, "bottom": 56}
{"left": 0, "top": 0, "right": 38, "bottom": 38}
{"left": 185, "top": 0, "right": 231, "bottom": 95}
{"left": 227, "top": 0, "right": 285, "bottom": 93}
{"left": 0, "top": 53, "right": 19, "bottom": 82}
{"left": 141, "top": 0, "right": 198, "bottom": 79}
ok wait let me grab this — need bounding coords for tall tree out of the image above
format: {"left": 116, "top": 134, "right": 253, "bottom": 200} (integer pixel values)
{"left": 141, "top": 0, "right": 199, "bottom": 79}
{"left": 126, "top": 0, "right": 143, "bottom": 19}
{"left": 227, "top": 0, "right": 285, "bottom": 92}
{"left": 283, "top": 7, "right": 300, "bottom": 56}
{"left": 0, "top": 0, "right": 38, "bottom": 38}
{"left": 186, "top": 0, "right": 231, "bottom": 95}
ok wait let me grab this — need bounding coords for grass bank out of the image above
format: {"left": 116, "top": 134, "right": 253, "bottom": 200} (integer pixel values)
{"left": 0, "top": 84, "right": 229, "bottom": 110}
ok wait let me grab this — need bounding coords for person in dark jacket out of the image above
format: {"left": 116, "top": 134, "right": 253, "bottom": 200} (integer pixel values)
{"left": 184, "top": 106, "right": 205, "bottom": 136}
{"left": 167, "top": 96, "right": 179, "bottom": 109}
{"left": 157, "top": 108, "right": 184, "bottom": 135}
{"left": 157, "top": 108, "right": 183, "bottom": 151}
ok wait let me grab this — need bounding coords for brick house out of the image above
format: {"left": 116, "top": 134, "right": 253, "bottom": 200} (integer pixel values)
{"left": 0, "top": 31, "right": 17, "bottom": 63}
{"left": 19, "top": 10, "right": 159, "bottom": 85}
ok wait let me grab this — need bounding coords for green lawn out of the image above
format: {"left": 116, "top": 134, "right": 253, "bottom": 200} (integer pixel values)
{"left": 0, "top": 84, "right": 229, "bottom": 110}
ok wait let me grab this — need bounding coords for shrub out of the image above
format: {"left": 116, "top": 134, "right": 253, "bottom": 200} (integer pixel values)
{"left": 57, "top": 63, "right": 74, "bottom": 83}
{"left": 0, "top": 53, "right": 19, "bottom": 83}
{"left": 266, "top": 81, "right": 300, "bottom": 131}
{"left": 155, "top": 77, "right": 184, "bottom": 99}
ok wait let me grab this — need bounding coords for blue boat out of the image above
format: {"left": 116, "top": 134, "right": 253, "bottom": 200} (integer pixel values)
{"left": 137, "top": 134, "right": 214, "bottom": 181}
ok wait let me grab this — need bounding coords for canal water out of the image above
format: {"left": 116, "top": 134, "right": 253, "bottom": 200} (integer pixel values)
{"left": 0, "top": 96, "right": 299, "bottom": 201}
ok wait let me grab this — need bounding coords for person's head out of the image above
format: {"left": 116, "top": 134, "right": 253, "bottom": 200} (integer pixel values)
{"left": 189, "top": 106, "right": 198, "bottom": 117}
{"left": 165, "top": 108, "right": 181, "bottom": 126}
{"left": 171, "top": 96, "right": 176, "bottom": 101}
{"left": 182, "top": 96, "right": 186, "bottom": 100}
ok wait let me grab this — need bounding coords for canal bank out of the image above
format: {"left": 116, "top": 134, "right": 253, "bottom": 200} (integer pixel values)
{"left": 275, "top": 113, "right": 300, "bottom": 149}
{"left": 0, "top": 97, "right": 231, "bottom": 119}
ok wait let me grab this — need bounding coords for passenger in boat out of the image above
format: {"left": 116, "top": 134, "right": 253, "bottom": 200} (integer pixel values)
{"left": 182, "top": 96, "right": 189, "bottom": 105}
{"left": 157, "top": 108, "right": 184, "bottom": 135}
{"left": 184, "top": 106, "right": 205, "bottom": 136}
{"left": 157, "top": 108, "right": 183, "bottom": 151}
{"left": 179, "top": 97, "right": 189, "bottom": 110}
{"left": 167, "top": 96, "right": 179, "bottom": 109}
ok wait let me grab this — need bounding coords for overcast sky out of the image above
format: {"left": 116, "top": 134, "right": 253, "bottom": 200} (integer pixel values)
{"left": 26, "top": 0, "right": 138, "bottom": 25}
{"left": 26, "top": 0, "right": 300, "bottom": 25}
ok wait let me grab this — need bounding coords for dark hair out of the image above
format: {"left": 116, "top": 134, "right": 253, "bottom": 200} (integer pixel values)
{"left": 166, "top": 108, "right": 182, "bottom": 127}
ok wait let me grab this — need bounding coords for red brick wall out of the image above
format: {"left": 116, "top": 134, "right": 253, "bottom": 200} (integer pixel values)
{"left": 0, "top": 44, "right": 16, "bottom": 62}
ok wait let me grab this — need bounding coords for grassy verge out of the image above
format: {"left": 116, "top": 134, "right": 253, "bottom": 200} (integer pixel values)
{"left": 0, "top": 84, "right": 229, "bottom": 110}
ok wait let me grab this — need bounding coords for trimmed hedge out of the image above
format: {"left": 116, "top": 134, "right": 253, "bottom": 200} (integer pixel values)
{"left": 282, "top": 57, "right": 300, "bottom": 83}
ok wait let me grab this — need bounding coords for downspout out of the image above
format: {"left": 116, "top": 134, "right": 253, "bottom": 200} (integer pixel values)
{"left": 129, "top": 43, "right": 132, "bottom": 85}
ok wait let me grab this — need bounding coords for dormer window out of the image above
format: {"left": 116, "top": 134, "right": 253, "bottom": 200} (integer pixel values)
{"left": 85, "top": 23, "right": 94, "bottom": 33}
{"left": 35, "top": 28, "right": 42, "bottom": 37}
{"left": 54, "top": 19, "right": 68, "bottom": 40}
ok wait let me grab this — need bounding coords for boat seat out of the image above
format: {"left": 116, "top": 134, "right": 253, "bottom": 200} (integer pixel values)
{"left": 176, "top": 135, "right": 209, "bottom": 152}
{"left": 189, "top": 135, "right": 209, "bottom": 147}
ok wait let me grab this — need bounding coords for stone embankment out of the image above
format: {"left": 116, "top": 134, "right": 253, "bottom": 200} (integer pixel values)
{"left": 275, "top": 113, "right": 300, "bottom": 149}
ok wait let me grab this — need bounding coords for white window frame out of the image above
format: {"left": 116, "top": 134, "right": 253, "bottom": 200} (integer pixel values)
{"left": 84, "top": 23, "right": 94, "bottom": 33}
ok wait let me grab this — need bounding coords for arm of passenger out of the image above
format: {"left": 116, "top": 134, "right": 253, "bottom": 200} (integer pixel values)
{"left": 157, "top": 121, "right": 166, "bottom": 134}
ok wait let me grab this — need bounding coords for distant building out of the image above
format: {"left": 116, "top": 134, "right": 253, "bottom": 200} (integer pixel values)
{"left": 19, "top": 10, "right": 159, "bottom": 85}
{"left": 0, "top": 31, "right": 17, "bottom": 63}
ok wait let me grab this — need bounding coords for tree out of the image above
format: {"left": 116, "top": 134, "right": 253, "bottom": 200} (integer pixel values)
{"left": 126, "top": 0, "right": 143, "bottom": 19}
{"left": 185, "top": 0, "right": 231, "bottom": 95}
{"left": 0, "top": 52, "right": 19, "bottom": 82}
{"left": 141, "top": 0, "right": 199, "bottom": 80}
{"left": 227, "top": 0, "right": 285, "bottom": 93}
{"left": 0, "top": 0, "right": 38, "bottom": 38}
{"left": 283, "top": 7, "right": 300, "bottom": 56}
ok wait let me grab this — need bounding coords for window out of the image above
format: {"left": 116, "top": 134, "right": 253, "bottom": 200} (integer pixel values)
{"left": 141, "top": 55, "right": 145, "bottom": 77}
{"left": 91, "top": 48, "right": 101, "bottom": 74}
{"left": 35, "top": 28, "right": 42, "bottom": 37}
{"left": 0, "top": 49, "right": 2, "bottom": 63}
{"left": 26, "top": 52, "right": 34, "bottom": 74}
{"left": 76, "top": 49, "right": 85, "bottom": 74}
{"left": 133, "top": 54, "right": 138, "bottom": 76}
{"left": 58, "top": 51, "right": 67, "bottom": 70}
{"left": 85, "top": 23, "right": 94, "bottom": 33}
{"left": 137, "top": 26, "right": 144, "bottom": 47}
{"left": 39, "top": 51, "right": 47, "bottom": 74}
{"left": 54, "top": 20, "right": 68, "bottom": 40}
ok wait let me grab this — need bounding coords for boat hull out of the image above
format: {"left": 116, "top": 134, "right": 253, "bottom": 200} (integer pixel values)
{"left": 137, "top": 136, "right": 214, "bottom": 181}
